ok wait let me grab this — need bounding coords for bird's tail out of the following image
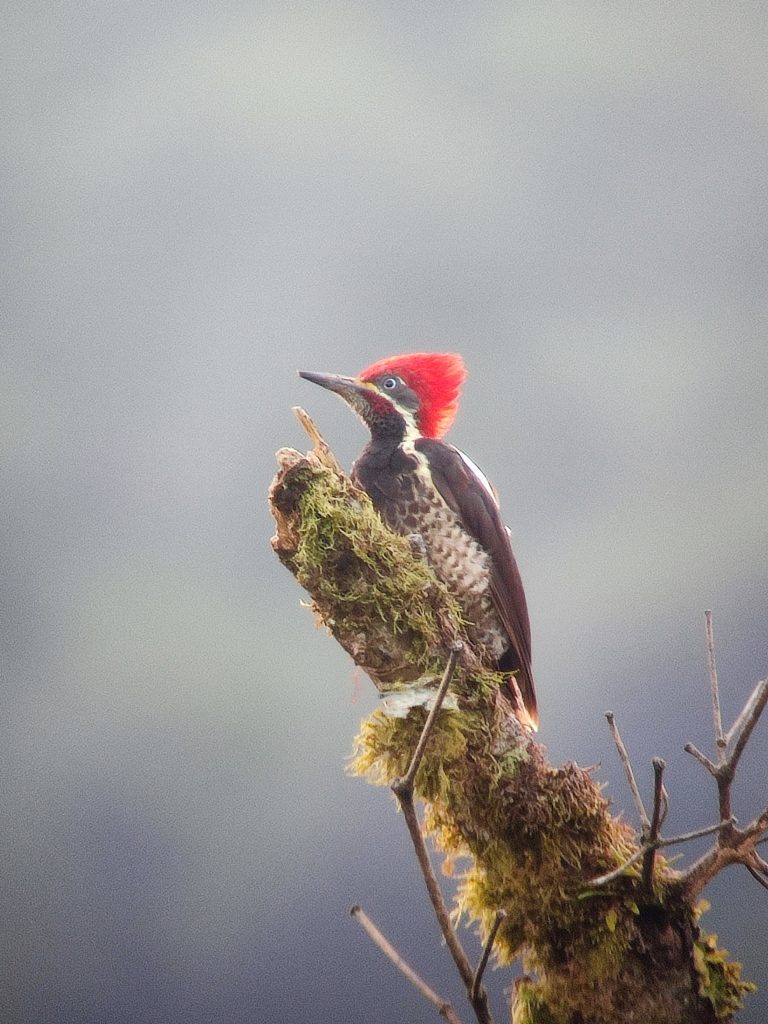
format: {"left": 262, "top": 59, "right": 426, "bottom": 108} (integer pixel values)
{"left": 503, "top": 670, "right": 539, "bottom": 732}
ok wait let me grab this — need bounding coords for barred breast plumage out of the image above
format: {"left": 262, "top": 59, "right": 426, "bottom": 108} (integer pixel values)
{"left": 353, "top": 441, "right": 509, "bottom": 664}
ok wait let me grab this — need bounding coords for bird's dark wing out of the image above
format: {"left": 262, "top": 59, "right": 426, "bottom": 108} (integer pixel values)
{"left": 414, "top": 438, "right": 537, "bottom": 729}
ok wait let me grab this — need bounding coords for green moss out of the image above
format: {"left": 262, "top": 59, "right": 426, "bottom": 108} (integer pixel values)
{"left": 289, "top": 464, "right": 464, "bottom": 676}
{"left": 351, "top": 706, "right": 469, "bottom": 803}
{"left": 512, "top": 979, "right": 562, "bottom": 1024}
{"left": 351, "top": 679, "right": 641, "bottom": 1019}
{"left": 693, "top": 932, "right": 756, "bottom": 1020}
{"left": 273, "top": 451, "right": 758, "bottom": 1024}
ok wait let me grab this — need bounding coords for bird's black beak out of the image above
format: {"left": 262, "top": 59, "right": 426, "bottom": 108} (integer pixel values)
{"left": 298, "top": 370, "right": 372, "bottom": 399}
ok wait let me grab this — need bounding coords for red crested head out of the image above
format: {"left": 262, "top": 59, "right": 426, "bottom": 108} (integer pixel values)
{"left": 358, "top": 352, "right": 467, "bottom": 438}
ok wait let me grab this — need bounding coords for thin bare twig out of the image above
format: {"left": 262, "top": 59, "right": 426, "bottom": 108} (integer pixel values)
{"left": 400, "top": 642, "right": 463, "bottom": 792}
{"left": 350, "top": 905, "right": 463, "bottom": 1024}
{"left": 292, "top": 406, "right": 344, "bottom": 474}
{"left": 642, "top": 759, "right": 666, "bottom": 893}
{"left": 605, "top": 711, "right": 649, "bottom": 830}
{"left": 683, "top": 742, "right": 716, "bottom": 775}
{"left": 603, "top": 714, "right": 669, "bottom": 891}
{"left": 678, "top": 620, "right": 768, "bottom": 898}
{"left": 746, "top": 865, "right": 768, "bottom": 892}
{"left": 684, "top": 678, "right": 768, "bottom": 824}
{"left": 588, "top": 816, "right": 737, "bottom": 888}
{"left": 392, "top": 644, "right": 493, "bottom": 1024}
{"left": 471, "top": 911, "right": 507, "bottom": 1002}
{"left": 395, "top": 799, "right": 476, "bottom": 990}
{"left": 659, "top": 785, "right": 670, "bottom": 829}
{"left": 745, "top": 849, "right": 768, "bottom": 891}
{"left": 726, "top": 680, "right": 767, "bottom": 747}
{"left": 740, "top": 807, "right": 768, "bottom": 844}
{"left": 660, "top": 817, "right": 737, "bottom": 847}
{"left": 588, "top": 847, "right": 645, "bottom": 888}
{"left": 724, "top": 679, "right": 768, "bottom": 783}
{"left": 704, "top": 610, "right": 726, "bottom": 758}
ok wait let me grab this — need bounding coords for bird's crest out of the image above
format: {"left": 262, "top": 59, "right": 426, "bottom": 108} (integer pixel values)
{"left": 359, "top": 352, "right": 467, "bottom": 438}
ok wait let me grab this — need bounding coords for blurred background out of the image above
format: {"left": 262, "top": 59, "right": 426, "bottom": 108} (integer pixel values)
{"left": 3, "top": 2, "right": 767, "bottom": 1022}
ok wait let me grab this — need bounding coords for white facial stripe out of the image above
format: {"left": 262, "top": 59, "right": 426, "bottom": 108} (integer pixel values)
{"left": 399, "top": 406, "right": 421, "bottom": 441}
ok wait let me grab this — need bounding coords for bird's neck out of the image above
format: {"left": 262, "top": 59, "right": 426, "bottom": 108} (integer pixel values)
{"left": 365, "top": 404, "right": 426, "bottom": 446}
{"left": 356, "top": 427, "right": 426, "bottom": 476}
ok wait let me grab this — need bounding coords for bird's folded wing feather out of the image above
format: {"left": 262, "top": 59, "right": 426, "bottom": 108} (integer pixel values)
{"left": 414, "top": 438, "right": 537, "bottom": 724}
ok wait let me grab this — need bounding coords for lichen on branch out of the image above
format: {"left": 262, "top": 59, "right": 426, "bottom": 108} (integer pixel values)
{"left": 269, "top": 427, "right": 756, "bottom": 1024}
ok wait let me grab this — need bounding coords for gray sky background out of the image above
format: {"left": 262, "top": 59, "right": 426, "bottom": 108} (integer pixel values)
{"left": 3, "top": 3, "right": 767, "bottom": 1022}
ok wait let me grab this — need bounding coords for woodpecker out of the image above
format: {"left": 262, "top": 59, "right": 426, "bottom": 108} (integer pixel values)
{"left": 299, "top": 352, "right": 538, "bottom": 731}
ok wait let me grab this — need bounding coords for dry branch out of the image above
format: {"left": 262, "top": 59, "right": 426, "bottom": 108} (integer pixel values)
{"left": 390, "top": 642, "right": 493, "bottom": 1024}
{"left": 350, "top": 905, "right": 463, "bottom": 1024}
{"left": 605, "top": 711, "right": 649, "bottom": 830}
{"left": 641, "top": 758, "right": 665, "bottom": 894}
{"left": 672, "top": 614, "right": 768, "bottom": 901}
{"left": 472, "top": 910, "right": 507, "bottom": 1003}
{"left": 678, "top": 671, "right": 768, "bottom": 900}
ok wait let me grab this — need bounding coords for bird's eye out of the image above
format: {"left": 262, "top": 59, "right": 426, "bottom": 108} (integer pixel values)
{"left": 382, "top": 377, "right": 399, "bottom": 390}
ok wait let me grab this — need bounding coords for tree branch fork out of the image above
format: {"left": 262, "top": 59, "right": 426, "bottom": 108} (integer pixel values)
{"left": 593, "top": 659, "right": 767, "bottom": 900}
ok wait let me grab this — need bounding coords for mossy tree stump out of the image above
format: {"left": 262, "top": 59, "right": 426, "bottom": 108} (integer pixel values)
{"left": 269, "top": 431, "right": 755, "bottom": 1024}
